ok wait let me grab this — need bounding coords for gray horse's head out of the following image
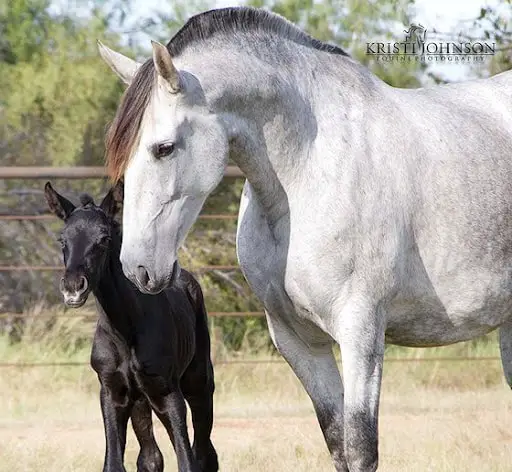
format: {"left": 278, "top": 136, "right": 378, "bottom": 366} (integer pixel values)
{"left": 99, "top": 41, "right": 229, "bottom": 293}
{"left": 98, "top": 7, "right": 349, "bottom": 293}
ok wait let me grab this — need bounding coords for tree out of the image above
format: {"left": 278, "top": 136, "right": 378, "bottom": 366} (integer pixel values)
{"left": 422, "top": 1, "right": 512, "bottom": 82}
{"left": 472, "top": 2, "right": 512, "bottom": 77}
{"left": 0, "top": 0, "right": 52, "bottom": 65}
{"left": 0, "top": 0, "right": 127, "bottom": 166}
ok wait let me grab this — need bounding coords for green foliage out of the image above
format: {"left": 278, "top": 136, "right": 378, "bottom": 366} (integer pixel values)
{"left": 472, "top": 1, "right": 512, "bottom": 76}
{"left": 153, "top": 0, "right": 212, "bottom": 42}
{"left": 0, "top": 0, "right": 52, "bottom": 65}
{"left": 424, "top": 1, "right": 512, "bottom": 82}
{"left": 0, "top": 0, "right": 126, "bottom": 166}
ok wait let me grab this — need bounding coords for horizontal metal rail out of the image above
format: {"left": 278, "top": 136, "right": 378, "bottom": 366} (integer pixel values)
{"left": 0, "top": 311, "right": 265, "bottom": 319}
{"left": 0, "top": 166, "right": 244, "bottom": 179}
{"left": 0, "top": 264, "right": 240, "bottom": 271}
{"left": 0, "top": 356, "right": 502, "bottom": 368}
{"left": 0, "top": 213, "right": 238, "bottom": 221}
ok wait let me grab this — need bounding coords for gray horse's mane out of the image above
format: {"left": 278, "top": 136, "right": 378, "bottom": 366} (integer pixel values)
{"left": 167, "top": 7, "right": 348, "bottom": 58}
{"left": 106, "top": 6, "right": 348, "bottom": 181}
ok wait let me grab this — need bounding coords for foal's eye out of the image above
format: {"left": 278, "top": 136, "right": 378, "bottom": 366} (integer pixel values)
{"left": 152, "top": 142, "right": 175, "bottom": 159}
{"left": 99, "top": 235, "right": 111, "bottom": 247}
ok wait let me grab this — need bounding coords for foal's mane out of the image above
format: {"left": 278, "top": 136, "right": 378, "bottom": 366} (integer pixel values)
{"left": 79, "top": 193, "right": 95, "bottom": 206}
{"left": 105, "top": 6, "right": 348, "bottom": 181}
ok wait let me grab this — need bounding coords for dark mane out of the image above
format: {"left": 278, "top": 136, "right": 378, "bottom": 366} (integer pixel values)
{"left": 105, "top": 59, "right": 155, "bottom": 181}
{"left": 79, "top": 193, "right": 95, "bottom": 206}
{"left": 166, "top": 7, "right": 349, "bottom": 58}
{"left": 105, "top": 7, "right": 348, "bottom": 181}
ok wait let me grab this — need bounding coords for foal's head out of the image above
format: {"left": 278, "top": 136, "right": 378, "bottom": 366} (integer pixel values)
{"left": 44, "top": 182, "right": 123, "bottom": 307}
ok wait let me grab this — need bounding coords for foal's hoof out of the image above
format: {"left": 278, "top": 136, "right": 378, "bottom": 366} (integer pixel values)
{"left": 195, "top": 443, "right": 218, "bottom": 472}
{"left": 203, "top": 446, "right": 219, "bottom": 472}
{"left": 136, "top": 447, "right": 164, "bottom": 472}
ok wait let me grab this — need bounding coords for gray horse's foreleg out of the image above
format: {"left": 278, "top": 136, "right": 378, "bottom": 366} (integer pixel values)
{"left": 499, "top": 318, "right": 512, "bottom": 388}
{"left": 266, "top": 311, "right": 347, "bottom": 471}
{"left": 337, "top": 299, "right": 385, "bottom": 472}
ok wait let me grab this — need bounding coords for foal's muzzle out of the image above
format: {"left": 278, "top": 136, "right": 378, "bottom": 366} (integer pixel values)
{"left": 60, "top": 274, "right": 89, "bottom": 308}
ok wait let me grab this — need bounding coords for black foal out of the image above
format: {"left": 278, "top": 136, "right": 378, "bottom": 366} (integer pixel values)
{"left": 45, "top": 181, "right": 218, "bottom": 472}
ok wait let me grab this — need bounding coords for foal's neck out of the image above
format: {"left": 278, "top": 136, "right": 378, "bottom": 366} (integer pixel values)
{"left": 94, "top": 228, "right": 136, "bottom": 339}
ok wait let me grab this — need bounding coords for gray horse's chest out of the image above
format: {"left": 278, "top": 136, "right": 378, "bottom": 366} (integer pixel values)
{"left": 236, "top": 193, "right": 292, "bottom": 314}
{"left": 236, "top": 185, "right": 345, "bottom": 335}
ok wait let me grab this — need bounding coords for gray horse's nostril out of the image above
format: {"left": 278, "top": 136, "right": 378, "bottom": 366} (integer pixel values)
{"left": 136, "top": 266, "right": 150, "bottom": 288}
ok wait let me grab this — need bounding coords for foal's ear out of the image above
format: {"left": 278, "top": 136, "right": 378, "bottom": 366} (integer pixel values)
{"left": 44, "top": 182, "right": 76, "bottom": 220}
{"left": 100, "top": 181, "right": 124, "bottom": 217}
{"left": 97, "top": 40, "right": 141, "bottom": 85}
{"left": 151, "top": 40, "right": 181, "bottom": 93}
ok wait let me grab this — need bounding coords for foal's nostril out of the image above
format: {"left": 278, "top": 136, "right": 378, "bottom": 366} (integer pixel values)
{"left": 136, "top": 265, "right": 150, "bottom": 288}
{"left": 78, "top": 275, "right": 88, "bottom": 293}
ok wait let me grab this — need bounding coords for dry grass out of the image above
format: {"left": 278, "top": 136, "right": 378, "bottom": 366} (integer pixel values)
{"left": 0, "top": 322, "right": 511, "bottom": 471}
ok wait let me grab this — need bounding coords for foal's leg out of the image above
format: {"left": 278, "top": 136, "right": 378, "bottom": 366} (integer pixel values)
{"left": 98, "top": 378, "right": 132, "bottom": 472}
{"left": 178, "top": 277, "right": 218, "bottom": 471}
{"left": 92, "top": 330, "right": 132, "bottom": 472}
{"left": 136, "top": 373, "right": 199, "bottom": 472}
{"left": 499, "top": 317, "right": 512, "bottom": 388}
{"left": 181, "top": 359, "right": 218, "bottom": 472}
{"left": 336, "top": 298, "right": 385, "bottom": 472}
{"left": 131, "top": 396, "right": 164, "bottom": 472}
{"left": 266, "top": 311, "right": 347, "bottom": 472}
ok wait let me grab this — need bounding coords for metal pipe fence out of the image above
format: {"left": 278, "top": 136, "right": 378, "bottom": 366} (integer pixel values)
{"left": 0, "top": 166, "right": 244, "bottom": 179}
{"left": 0, "top": 264, "right": 240, "bottom": 271}
{"left": 0, "top": 311, "right": 266, "bottom": 319}
{"left": 0, "top": 357, "right": 502, "bottom": 368}
{"left": 0, "top": 214, "right": 238, "bottom": 221}
{"left": 1, "top": 167, "right": 502, "bottom": 369}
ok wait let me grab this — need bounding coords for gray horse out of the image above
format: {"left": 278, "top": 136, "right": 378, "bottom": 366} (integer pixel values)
{"left": 98, "top": 7, "right": 512, "bottom": 472}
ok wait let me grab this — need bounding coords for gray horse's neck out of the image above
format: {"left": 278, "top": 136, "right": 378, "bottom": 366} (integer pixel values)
{"left": 182, "top": 40, "right": 380, "bottom": 227}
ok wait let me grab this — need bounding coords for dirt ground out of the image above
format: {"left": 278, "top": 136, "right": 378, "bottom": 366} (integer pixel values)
{"left": 1, "top": 360, "right": 511, "bottom": 471}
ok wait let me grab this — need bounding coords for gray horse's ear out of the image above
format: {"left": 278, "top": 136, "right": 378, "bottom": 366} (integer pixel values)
{"left": 100, "top": 181, "right": 124, "bottom": 217}
{"left": 44, "top": 182, "right": 76, "bottom": 221}
{"left": 151, "top": 40, "right": 180, "bottom": 93}
{"left": 97, "top": 40, "right": 141, "bottom": 85}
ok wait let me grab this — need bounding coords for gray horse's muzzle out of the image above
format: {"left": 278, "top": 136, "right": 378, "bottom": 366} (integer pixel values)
{"left": 127, "top": 260, "right": 181, "bottom": 295}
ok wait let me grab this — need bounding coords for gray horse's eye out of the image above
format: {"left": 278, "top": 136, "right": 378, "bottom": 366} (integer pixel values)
{"left": 152, "top": 142, "right": 175, "bottom": 159}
